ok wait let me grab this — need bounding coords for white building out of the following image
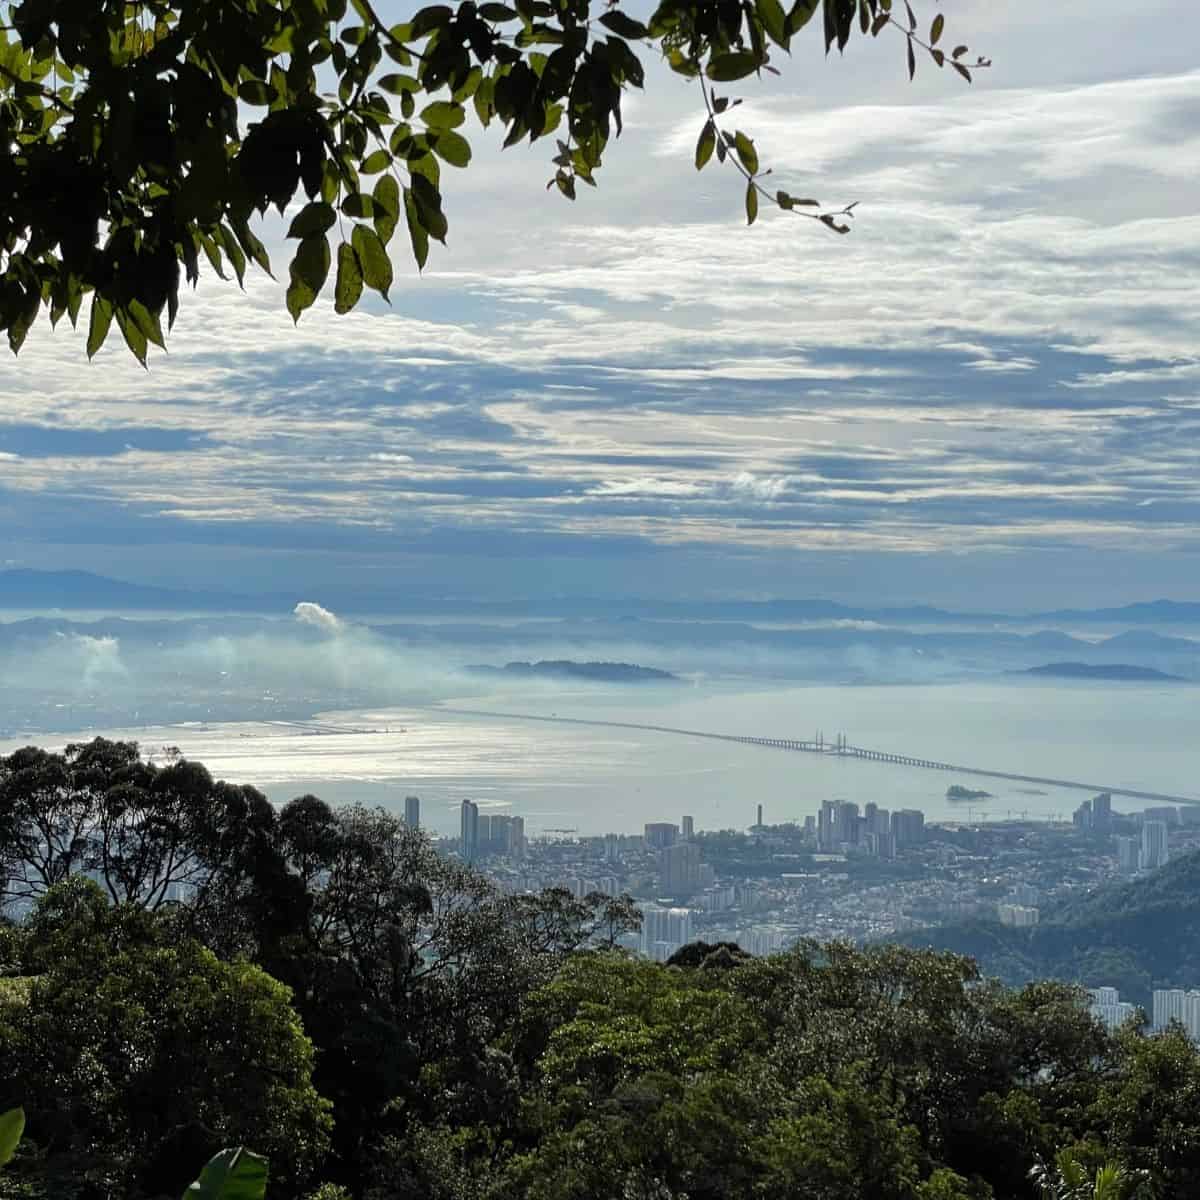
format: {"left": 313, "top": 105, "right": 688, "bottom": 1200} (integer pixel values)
{"left": 997, "top": 903, "right": 1040, "bottom": 927}
{"left": 1141, "top": 821, "right": 1170, "bottom": 871}
{"left": 640, "top": 905, "right": 692, "bottom": 959}
{"left": 1152, "top": 988, "right": 1200, "bottom": 1038}
{"left": 1087, "top": 986, "right": 1136, "bottom": 1031}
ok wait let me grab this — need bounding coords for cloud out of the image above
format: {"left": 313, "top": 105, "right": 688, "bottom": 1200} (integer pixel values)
{"left": 294, "top": 602, "right": 344, "bottom": 634}
{"left": 0, "top": 15, "right": 1194, "bottom": 607}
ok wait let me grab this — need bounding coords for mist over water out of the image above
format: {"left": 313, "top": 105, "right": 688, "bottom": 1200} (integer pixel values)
{"left": 0, "top": 601, "right": 1195, "bottom": 836}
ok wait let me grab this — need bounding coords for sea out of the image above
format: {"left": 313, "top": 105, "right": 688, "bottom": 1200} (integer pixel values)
{"left": 4, "top": 679, "right": 1196, "bottom": 836}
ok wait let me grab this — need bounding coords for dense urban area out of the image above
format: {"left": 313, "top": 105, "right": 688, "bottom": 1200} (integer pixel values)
{"left": 442, "top": 788, "right": 1200, "bottom": 1032}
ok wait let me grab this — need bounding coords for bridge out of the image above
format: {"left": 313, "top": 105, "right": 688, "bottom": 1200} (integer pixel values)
{"left": 439, "top": 707, "right": 1200, "bottom": 808}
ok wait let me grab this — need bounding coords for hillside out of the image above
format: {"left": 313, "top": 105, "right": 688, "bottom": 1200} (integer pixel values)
{"left": 466, "top": 659, "right": 680, "bottom": 683}
{"left": 1018, "top": 661, "right": 1186, "bottom": 681}
{"left": 895, "top": 850, "right": 1200, "bottom": 1008}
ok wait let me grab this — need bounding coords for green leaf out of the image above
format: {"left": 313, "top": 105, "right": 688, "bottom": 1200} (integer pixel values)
{"left": 115, "top": 307, "right": 148, "bottom": 367}
{"left": 745, "top": 181, "right": 759, "bottom": 225}
{"left": 409, "top": 174, "right": 447, "bottom": 242}
{"left": 334, "top": 241, "right": 364, "bottom": 314}
{"left": 930, "top": 13, "right": 944, "bottom": 45}
{"left": 292, "top": 234, "right": 331, "bottom": 294}
{"left": 237, "top": 80, "right": 275, "bottom": 106}
{"left": 361, "top": 149, "right": 392, "bottom": 174}
{"left": 0, "top": 1108, "right": 24, "bottom": 1167}
{"left": 756, "top": 0, "right": 789, "bottom": 48}
{"left": 182, "top": 1147, "right": 270, "bottom": 1200}
{"left": 86, "top": 295, "right": 113, "bottom": 359}
{"left": 695, "top": 119, "right": 716, "bottom": 170}
{"left": 373, "top": 174, "right": 401, "bottom": 245}
{"left": 287, "top": 202, "right": 337, "bottom": 239}
{"left": 352, "top": 225, "right": 394, "bottom": 300}
{"left": 430, "top": 129, "right": 471, "bottom": 168}
{"left": 907, "top": 35, "right": 916, "bottom": 80}
{"left": 706, "top": 51, "right": 759, "bottom": 81}
{"left": 478, "top": 2, "right": 517, "bottom": 17}
{"left": 733, "top": 131, "right": 758, "bottom": 175}
{"left": 128, "top": 299, "right": 165, "bottom": 350}
{"left": 378, "top": 73, "right": 420, "bottom": 95}
{"left": 404, "top": 187, "right": 429, "bottom": 269}
{"left": 786, "top": 0, "right": 820, "bottom": 34}
{"left": 420, "top": 101, "right": 466, "bottom": 129}
{"left": 341, "top": 193, "right": 375, "bottom": 218}
{"left": 598, "top": 10, "right": 649, "bottom": 39}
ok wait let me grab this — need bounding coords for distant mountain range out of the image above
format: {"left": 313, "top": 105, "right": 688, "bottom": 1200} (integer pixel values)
{"left": 466, "top": 660, "right": 680, "bottom": 683}
{"left": 1017, "top": 662, "right": 1187, "bottom": 682}
{"left": 5, "top": 568, "right": 1200, "bottom": 627}
{"left": 894, "top": 850, "right": 1200, "bottom": 1008}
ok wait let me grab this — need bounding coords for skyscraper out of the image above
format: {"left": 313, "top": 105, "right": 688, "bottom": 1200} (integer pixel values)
{"left": 681, "top": 814, "right": 695, "bottom": 841}
{"left": 818, "top": 800, "right": 836, "bottom": 850}
{"left": 644, "top": 822, "right": 678, "bottom": 849}
{"left": 660, "top": 841, "right": 701, "bottom": 897}
{"left": 892, "top": 808, "right": 925, "bottom": 848}
{"left": 1092, "top": 792, "right": 1112, "bottom": 832}
{"left": 1141, "top": 820, "right": 1169, "bottom": 870}
{"left": 1116, "top": 836, "right": 1140, "bottom": 873}
{"left": 460, "top": 798, "right": 479, "bottom": 862}
{"left": 404, "top": 794, "right": 420, "bottom": 830}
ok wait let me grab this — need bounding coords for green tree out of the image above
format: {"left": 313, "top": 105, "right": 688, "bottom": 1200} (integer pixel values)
{"left": 0, "top": 878, "right": 331, "bottom": 1199}
{"left": 1091, "top": 1024, "right": 1200, "bottom": 1196}
{"left": 0, "top": 0, "right": 986, "bottom": 359}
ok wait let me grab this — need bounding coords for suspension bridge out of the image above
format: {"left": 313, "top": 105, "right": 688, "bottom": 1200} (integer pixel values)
{"left": 438, "top": 706, "right": 1200, "bottom": 808}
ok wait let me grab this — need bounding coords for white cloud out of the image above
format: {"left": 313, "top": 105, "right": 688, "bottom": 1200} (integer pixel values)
{"left": 294, "top": 602, "right": 344, "bottom": 634}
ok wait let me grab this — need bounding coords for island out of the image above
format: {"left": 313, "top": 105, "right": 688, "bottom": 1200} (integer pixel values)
{"left": 466, "top": 660, "right": 680, "bottom": 683}
{"left": 946, "top": 785, "right": 993, "bottom": 803}
{"left": 1017, "top": 662, "right": 1186, "bottom": 682}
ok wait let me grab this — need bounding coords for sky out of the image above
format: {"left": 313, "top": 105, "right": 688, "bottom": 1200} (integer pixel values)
{"left": 0, "top": 1, "right": 1197, "bottom": 612}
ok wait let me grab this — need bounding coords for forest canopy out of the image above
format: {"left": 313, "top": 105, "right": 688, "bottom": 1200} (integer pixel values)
{"left": 0, "top": 0, "right": 987, "bottom": 360}
{"left": 1, "top": 739, "right": 1199, "bottom": 1200}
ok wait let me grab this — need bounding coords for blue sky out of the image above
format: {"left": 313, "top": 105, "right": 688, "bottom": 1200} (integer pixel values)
{"left": 0, "top": 2, "right": 1197, "bottom": 611}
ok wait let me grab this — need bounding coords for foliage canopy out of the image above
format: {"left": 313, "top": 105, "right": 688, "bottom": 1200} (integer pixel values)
{"left": 0, "top": 0, "right": 986, "bottom": 361}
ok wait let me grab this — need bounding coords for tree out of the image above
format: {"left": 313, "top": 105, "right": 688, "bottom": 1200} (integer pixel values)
{"left": 1030, "top": 1150, "right": 1137, "bottom": 1200}
{"left": 0, "top": 0, "right": 987, "bottom": 361}
{"left": 0, "top": 878, "right": 331, "bottom": 1199}
{"left": 0, "top": 738, "right": 277, "bottom": 915}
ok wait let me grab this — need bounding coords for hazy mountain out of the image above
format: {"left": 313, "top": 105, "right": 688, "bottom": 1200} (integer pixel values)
{"left": 895, "top": 850, "right": 1200, "bottom": 1008}
{"left": 1018, "top": 663, "right": 1187, "bottom": 682}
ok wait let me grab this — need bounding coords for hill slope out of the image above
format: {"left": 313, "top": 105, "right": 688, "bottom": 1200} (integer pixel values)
{"left": 894, "top": 850, "right": 1200, "bottom": 1008}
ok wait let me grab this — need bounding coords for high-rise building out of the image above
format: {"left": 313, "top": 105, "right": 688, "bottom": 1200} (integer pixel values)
{"left": 640, "top": 905, "right": 692, "bottom": 960}
{"left": 1092, "top": 792, "right": 1113, "bottom": 832}
{"left": 818, "top": 801, "right": 836, "bottom": 850}
{"left": 1088, "top": 986, "right": 1136, "bottom": 1031}
{"left": 892, "top": 808, "right": 925, "bottom": 848}
{"left": 660, "top": 841, "right": 701, "bottom": 897}
{"left": 833, "top": 801, "right": 860, "bottom": 846}
{"left": 1073, "top": 800, "right": 1093, "bottom": 830}
{"left": 997, "top": 903, "right": 1039, "bottom": 927}
{"left": 1153, "top": 988, "right": 1188, "bottom": 1030}
{"left": 1145, "top": 805, "right": 1179, "bottom": 826}
{"left": 1141, "top": 820, "right": 1169, "bottom": 870}
{"left": 1116, "top": 836, "right": 1140, "bottom": 873}
{"left": 604, "top": 834, "right": 621, "bottom": 862}
{"left": 756, "top": 803, "right": 763, "bottom": 828}
{"left": 460, "top": 798, "right": 479, "bottom": 862}
{"left": 404, "top": 794, "right": 420, "bottom": 830}
{"left": 644, "top": 822, "right": 679, "bottom": 849}
{"left": 681, "top": 814, "right": 695, "bottom": 841}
